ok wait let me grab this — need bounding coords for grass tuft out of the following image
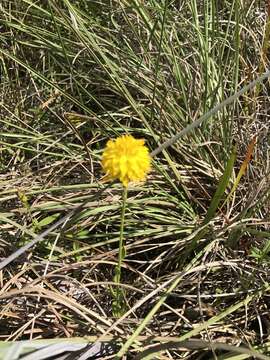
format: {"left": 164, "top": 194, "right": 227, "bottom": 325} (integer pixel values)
{"left": 0, "top": 0, "right": 269, "bottom": 359}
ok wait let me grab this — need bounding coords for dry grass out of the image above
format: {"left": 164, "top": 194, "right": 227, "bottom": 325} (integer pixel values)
{"left": 0, "top": 0, "right": 270, "bottom": 359}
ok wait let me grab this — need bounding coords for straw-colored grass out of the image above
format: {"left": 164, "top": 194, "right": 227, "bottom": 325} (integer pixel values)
{"left": 0, "top": 0, "right": 269, "bottom": 359}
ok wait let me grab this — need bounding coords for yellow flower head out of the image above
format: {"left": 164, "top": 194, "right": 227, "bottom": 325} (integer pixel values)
{"left": 101, "top": 134, "right": 151, "bottom": 187}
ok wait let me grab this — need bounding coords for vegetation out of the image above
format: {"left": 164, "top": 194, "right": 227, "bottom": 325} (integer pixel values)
{"left": 0, "top": 0, "right": 269, "bottom": 358}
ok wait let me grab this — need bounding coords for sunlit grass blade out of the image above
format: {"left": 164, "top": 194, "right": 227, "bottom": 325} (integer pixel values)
{"left": 204, "top": 146, "right": 237, "bottom": 223}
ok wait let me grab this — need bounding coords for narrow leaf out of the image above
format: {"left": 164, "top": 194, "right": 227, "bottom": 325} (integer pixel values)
{"left": 204, "top": 146, "right": 237, "bottom": 223}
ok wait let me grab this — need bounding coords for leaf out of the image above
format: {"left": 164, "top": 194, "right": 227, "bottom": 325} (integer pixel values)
{"left": 204, "top": 146, "right": 237, "bottom": 223}
{"left": 37, "top": 213, "right": 60, "bottom": 228}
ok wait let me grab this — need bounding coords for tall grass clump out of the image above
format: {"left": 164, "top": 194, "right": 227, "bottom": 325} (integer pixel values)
{"left": 0, "top": 0, "right": 269, "bottom": 359}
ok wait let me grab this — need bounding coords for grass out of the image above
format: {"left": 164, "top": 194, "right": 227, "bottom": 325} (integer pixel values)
{"left": 0, "top": 0, "right": 270, "bottom": 359}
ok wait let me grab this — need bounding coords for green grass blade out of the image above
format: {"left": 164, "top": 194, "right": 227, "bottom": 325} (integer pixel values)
{"left": 203, "top": 146, "right": 237, "bottom": 223}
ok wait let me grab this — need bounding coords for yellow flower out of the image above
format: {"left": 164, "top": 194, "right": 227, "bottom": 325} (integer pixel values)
{"left": 101, "top": 134, "right": 151, "bottom": 187}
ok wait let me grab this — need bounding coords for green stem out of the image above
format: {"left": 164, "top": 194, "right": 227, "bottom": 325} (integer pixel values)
{"left": 117, "top": 185, "right": 128, "bottom": 282}
{"left": 113, "top": 185, "right": 128, "bottom": 316}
